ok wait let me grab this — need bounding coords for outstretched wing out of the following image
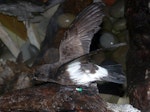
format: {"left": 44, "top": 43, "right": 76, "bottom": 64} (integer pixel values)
{"left": 59, "top": 2, "right": 104, "bottom": 62}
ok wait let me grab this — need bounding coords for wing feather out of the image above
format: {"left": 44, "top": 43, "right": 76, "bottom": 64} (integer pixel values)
{"left": 59, "top": 2, "right": 104, "bottom": 62}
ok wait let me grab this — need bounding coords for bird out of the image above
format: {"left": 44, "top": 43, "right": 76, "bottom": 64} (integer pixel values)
{"left": 35, "top": 2, "right": 104, "bottom": 80}
{"left": 34, "top": 1, "right": 126, "bottom": 88}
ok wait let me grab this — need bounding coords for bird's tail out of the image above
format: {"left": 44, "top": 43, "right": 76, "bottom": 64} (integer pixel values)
{"left": 101, "top": 64, "right": 126, "bottom": 84}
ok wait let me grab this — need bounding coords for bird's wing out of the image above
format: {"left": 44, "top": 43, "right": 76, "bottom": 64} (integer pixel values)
{"left": 57, "top": 45, "right": 126, "bottom": 75}
{"left": 59, "top": 2, "right": 104, "bottom": 62}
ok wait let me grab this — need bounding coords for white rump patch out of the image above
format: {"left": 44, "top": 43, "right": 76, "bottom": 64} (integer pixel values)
{"left": 66, "top": 61, "right": 108, "bottom": 86}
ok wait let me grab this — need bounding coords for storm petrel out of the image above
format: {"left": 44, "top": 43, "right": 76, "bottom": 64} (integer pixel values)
{"left": 35, "top": 2, "right": 126, "bottom": 87}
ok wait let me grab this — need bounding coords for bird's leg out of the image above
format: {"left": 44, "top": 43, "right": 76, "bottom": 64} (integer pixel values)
{"left": 89, "top": 83, "right": 99, "bottom": 94}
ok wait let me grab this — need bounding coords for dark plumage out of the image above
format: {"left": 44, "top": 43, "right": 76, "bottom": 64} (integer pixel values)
{"left": 35, "top": 2, "right": 126, "bottom": 87}
{"left": 35, "top": 2, "right": 105, "bottom": 82}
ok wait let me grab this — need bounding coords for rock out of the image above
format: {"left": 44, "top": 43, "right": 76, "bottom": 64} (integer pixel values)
{"left": 102, "top": 16, "right": 113, "bottom": 32}
{"left": 107, "top": 103, "right": 141, "bottom": 112}
{"left": 116, "top": 30, "right": 129, "bottom": 43}
{"left": 112, "top": 46, "right": 128, "bottom": 70}
{"left": 100, "top": 32, "right": 117, "bottom": 48}
{"left": 109, "top": 0, "right": 125, "bottom": 18}
{"left": 112, "top": 18, "right": 126, "bottom": 32}
{"left": 102, "top": 0, "right": 117, "bottom": 6}
{"left": 57, "top": 13, "right": 75, "bottom": 28}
